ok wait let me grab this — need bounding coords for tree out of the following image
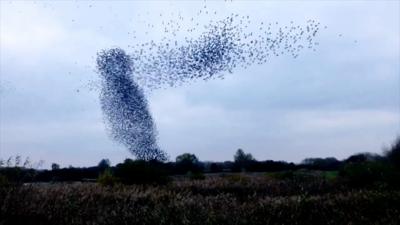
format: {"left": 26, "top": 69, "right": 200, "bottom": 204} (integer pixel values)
{"left": 114, "top": 159, "right": 169, "bottom": 184}
{"left": 51, "top": 163, "right": 60, "bottom": 170}
{"left": 233, "top": 149, "right": 255, "bottom": 172}
{"left": 176, "top": 153, "right": 199, "bottom": 164}
{"left": 98, "top": 159, "right": 111, "bottom": 170}
{"left": 175, "top": 153, "right": 201, "bottom": 174}
{"left": 345, "top": 153, "right": 383, "bottom": 163}
{"left": 386, "top": 137, "right": 400, "bottom": 168}
{"left": 234, "top": 149, "right": 254, "bottom": 163}
{"left": 301, "top": 157, "right": 341, "bottom": 170}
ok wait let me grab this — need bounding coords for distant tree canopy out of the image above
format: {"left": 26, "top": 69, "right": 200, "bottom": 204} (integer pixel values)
{"left": 2, "top": 137, "right": 399, "bottom": 186}
{"left": 176, "top": 153, "right": 199, "bottom": 164}
{"left": 386, "top": 137, "right": 400, "bottom": 168}
{"left": 233, "top": 149, "right": 255, "bottom": 171}
{"left": 234, "top": 149, "right": 254, "bottom": 163}
{"left": 345, "top": 153, "right": 383, "bottom": 163}
{"left": 98, "top": 159, "right": 111, "bottom": 170}
{"left": 175, "top": 153, "right": 201, "bottom": 174}
{"left": 51, "top": 163, "right": 60, "bottom": 170}
{"left": 301, "top": 157, "right": 341, "bottom": 171}
{"left": 114, "top": 159, "right": 169, "bottom": 184}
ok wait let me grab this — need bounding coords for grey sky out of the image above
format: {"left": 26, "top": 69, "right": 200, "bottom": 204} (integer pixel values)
{"left": 0, "top": 0, "right": 399, "bottom": 168}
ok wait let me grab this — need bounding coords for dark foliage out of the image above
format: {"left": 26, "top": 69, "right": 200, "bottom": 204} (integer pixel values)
{"left": 97, "top": 159, "right": 111, "bottom": 171}
{"left": 300, "top": 157, "right": 342, "bottom": 171}
{"left": 345, "top": 152, "right": 384, "bottom": 163}
{"left": 175, "top": 153, "right": 203, "bottom": 174}
{"left": 35, "top": 167, "right": 100, "bottom": 182}
{"left": 0, "top": 168, "right": 36, "bottom": 183}
{"left": 113, "top": 159, "right": 170, "bottom": 184}
{"left": 51, "top": 163, "right": 60, "bottom": 170}
{"left": 386, "top": 137, "right": 400, "bottom": 168}
{"left": 339, "top": 161, "right": 400, "bottom": 187}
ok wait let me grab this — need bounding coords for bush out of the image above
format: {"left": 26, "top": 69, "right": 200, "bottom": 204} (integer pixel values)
{"left": 114, "top": 159, "right": 170, "bottom": 184}
{"left": 386, "top": 137, "right": 400, "bottom": 169}
{"left": 0, "top": 174, "right": 9, "bottom": 187}
{"left": 175, "top": 153, "right": 203, "bottom": 174}
{"left": 301, "top": 157, "right": 342, "bottom": 170}
{"left": 340, "top": 161, "right": 399, "bottom": 187}
{"left": 97, "top": 169, "right": 118, "bottom": 187}
{"left": 0, "top": 167, "right": 36, "bottom": 183}
{"left": 187, "top": 171, "right": 205, "bottom": 180}
{"left": 270, "top": 171, "right": 294, "bottom": 180}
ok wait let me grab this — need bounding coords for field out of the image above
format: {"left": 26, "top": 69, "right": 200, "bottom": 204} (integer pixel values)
{"left": 1, "top": 172, "right": 399, "bottom": 225}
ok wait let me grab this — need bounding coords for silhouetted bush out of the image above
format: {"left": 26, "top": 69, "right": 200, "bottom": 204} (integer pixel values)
{"left": 0, "top": 168, "right": 36, "bottom": 183}
{"left": 175, "top": 153, "right": 203, "bottom": 174}
{"left": 270, "top": 171, "right": 295, "bottom": 180}
{"left": 300, "top": 157, "right": 342, "bottom": 171}
{"left": 97, "top": 159, "right": 111, "bottom": 171}
{"left": 114, "top": 159, "right": 170, "bottom": 184}
{"left": 97, "top": 169, "right": 118, "bottom": 187}
{"left": 0, "top": 174, "right": 9, "bottom": 187}
{"left": 209, "top": 162, "right": 223, "bottom": 173}
{"left": 233, "top": 149, "right": 255, "bottom": 172}
{"left": 51, "top": 163, "right": 60, "bottom": 170}
{"left": 35, "top": 167, "right": 99, "bottom": 182}
{"left": 345, "top": 152, "right": 384, "bottom": 163}
{"left": 187, "top": 171, "right": 205, "bottom": 180}
{"left": 340, "top": 161, "right": 399, "bottom": 187}
{"left": 248, "top": 160, "right": 296, "bottom": 172}
{"left": 386, "top": 137, "right": 400, "bottom": 169}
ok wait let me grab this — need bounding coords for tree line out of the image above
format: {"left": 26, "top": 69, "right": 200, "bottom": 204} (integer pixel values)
{"left": 1, "top": 138, "right": 399, "bottom": 187}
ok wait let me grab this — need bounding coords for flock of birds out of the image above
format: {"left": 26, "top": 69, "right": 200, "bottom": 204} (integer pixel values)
{"left": 97, "top": 8, "right": 324, "bottom": 160}
{"left": 128, "top": 12, "right": 323, "bottom": 90}
{"left": 97, "top": 48, "right": 167, "bottom": 161}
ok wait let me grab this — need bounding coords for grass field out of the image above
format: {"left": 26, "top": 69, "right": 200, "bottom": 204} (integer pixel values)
{"left": 1, "top": 172, "right": 399, "bottom": 225}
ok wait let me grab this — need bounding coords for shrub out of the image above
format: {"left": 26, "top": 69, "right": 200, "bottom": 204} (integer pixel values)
{"left": 0, "top": 174, "right": 9, "bottom": 187}
{"left": 175, "top": 153, "right": 203, "bottom": 174}
{"left": 187, "top": 171, "right": 205, "bottom": 180}
{"left": 301, "top": 157, "right": 342, "bottom": 170}
{"left": 0, "top": 167, "right": 36, "bottom": 184}
{"left": 340, "top": 161, "right": 398, "bottom": 187}
{"left": 114, "top": 159, "right": 170, "bottom": 184}
{"left": 386, "top": 137, "right": 400, "bottom": 169}
{"left": 270, "top": 171, "right": 294, "bottom": 180}
{"left": 97, "top": 169, "right": 118, "bottom": 187}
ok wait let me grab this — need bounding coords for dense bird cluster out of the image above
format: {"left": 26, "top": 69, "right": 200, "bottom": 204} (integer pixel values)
{"left": 97, "top": 11, "right": 323, "bottom": 160}
{"left": 96, "top": 48, "right": 167, "bottom": 161}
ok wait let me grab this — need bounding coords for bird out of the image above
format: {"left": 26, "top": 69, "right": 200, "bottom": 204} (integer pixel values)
{"left": 96, "top": 8, "right": 323, "bottom": 160}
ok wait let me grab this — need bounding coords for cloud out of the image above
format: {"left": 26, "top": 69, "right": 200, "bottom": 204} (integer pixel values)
{"left": 149, "top": 88, "right": 399, "bottom": 162}
{"left": 1, "top": 2, "right": 66, "bottom": 64}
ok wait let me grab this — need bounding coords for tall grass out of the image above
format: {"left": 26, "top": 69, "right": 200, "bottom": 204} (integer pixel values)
{"left": 1, "top": 175, "right": 399, "bottom": 225}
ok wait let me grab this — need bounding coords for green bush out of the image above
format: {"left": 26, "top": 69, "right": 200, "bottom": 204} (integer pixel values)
{"left": 187, "top": 171, "right": 205, "bottom": 180}
{"left": 0, "top": 174, "right": 9, "bottom": 187}
{"left": 269, "top": 171, "right": 294, "bottom": 180}
{"left": 386, "top": 137, "right": 400, "bottom": 169}
{"left": 97, "top": 169, "right": 118, "bottom": 187}
{"left": 340, "top": 161, "right": 398, "bottom": 187}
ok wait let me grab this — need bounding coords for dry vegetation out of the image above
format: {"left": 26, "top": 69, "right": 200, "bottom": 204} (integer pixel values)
{"left": 1, "top": 173, "right": 399, "bottom": 225}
